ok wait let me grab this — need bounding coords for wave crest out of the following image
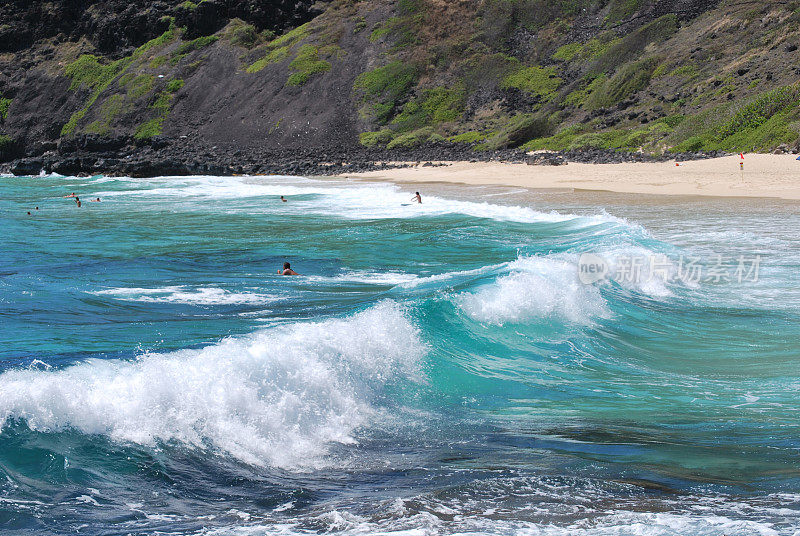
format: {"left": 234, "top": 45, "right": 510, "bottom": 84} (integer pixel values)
{"left": 0, "top": 301, "right": 424, "bottom": 469}
{"left": 456, "top": 256, "right": 609, "bottom": 325}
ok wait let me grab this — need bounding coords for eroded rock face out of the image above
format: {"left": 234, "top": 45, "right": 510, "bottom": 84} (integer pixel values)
{"left": 0, "top": 0, "right": 794, "bottom": 174}
{"left": 0, "top": 0, "right": 322, "bottom": 54}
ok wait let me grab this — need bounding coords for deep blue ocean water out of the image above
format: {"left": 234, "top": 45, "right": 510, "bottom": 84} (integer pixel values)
{"left": 1, "top": 173, "right": 799, "bottom": 535}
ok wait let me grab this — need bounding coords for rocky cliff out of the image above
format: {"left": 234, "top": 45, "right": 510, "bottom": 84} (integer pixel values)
{"left": 1, "top": 0, "right": 799, "bottom": 175}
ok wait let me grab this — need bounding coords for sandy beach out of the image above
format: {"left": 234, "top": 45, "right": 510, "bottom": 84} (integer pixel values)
{"left": 339, "top": 153, "right": 800, "bottom": 200}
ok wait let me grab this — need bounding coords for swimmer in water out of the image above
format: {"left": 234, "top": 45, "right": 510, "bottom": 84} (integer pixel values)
{"left": 91, "top": 198, "right": 101, "bottom": 202}
{"left": 63, "top": 193, "right": 76, "bottom": 198}
{"left": 75, "top": 197, "right": 81, "bottom": 208}
{"left": 278, "top": 262, "right": 299, "bottom": 275}
{"left": 280, "top": 196, "right": 287, "bottom": 202}
{"left": 412, "top": 191, "right": 422, "bottom": 204}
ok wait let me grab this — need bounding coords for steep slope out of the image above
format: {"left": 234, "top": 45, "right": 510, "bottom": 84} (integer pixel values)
{"left": 1, "top": 0, "right": 799, "bottom": 174}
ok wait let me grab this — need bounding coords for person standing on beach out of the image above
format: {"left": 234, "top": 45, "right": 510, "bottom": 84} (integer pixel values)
{"left": 412, "top": 192, "right": 422, "bottom": 204}
{"left": 278, "top": 262, "right": 299, "bottom": 275}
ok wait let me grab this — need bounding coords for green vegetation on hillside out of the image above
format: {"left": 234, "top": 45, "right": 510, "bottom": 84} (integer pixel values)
{"left": 166, "top": 79, "right": 185, "bottom": 93}
{"left": 606, "top": 0, "right": 641, "bottom": 22}
{"left": 523, "top": 83, "right": 800, "bottom": 153}
{"left": 522, "top": 117, "right": 682, "bottom": 152}
{"left": 669, "top": 84, "right": 800, "bottom": 152}
{"left": 586, "top": 57, "right": 659, "bottom": 109}
{"left": 501, "top": 65, "right": 561, "bottom": 100}
{"left": 61, "top": 18, "right": 178, "bottom": 136}
{"left": 128, "top": 75, "right": 155, "bottom": 100}
{"left": 354, "top": 61, "right": 417, "bottom": 124}
{"left": 0, "top": 134, "right": 13, "bottom": 150}
{"left": 177, "top": 35, "right": 219, "bottom": 55}
{"left": 0, "top": 97, "right": 11, "bottom": 120}
{"left": 286, "top": 45, "right": 331, "bottom": 86}
{"left": 386, "top": 126, "right": 434, "bottom": 149}
{"left": 359, "top": 129, "right": 394, "bottom": 147}
{"left": 223, "top": 19, "right": 268, "bottom": 49}
{"left": 246, "top": 23, "right": 311, "bottom": 73}
{"left": 134, "top": 91, "right": 172, "bottom": 140}
{"left": 28, "top": 0, "right": 799, "bottom": 155}
{"left": 247, "top": 47, "right": 290, "bottom": 72}
{"left": 391, "top": 86, "right": 465, "bottom": 131}
{"left": 85, "top": 94, "right": 125, "bottom": 135}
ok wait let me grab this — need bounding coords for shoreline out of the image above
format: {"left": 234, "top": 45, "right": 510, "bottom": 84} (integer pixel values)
{"left": 337, "top": 154, "right": 800, "bottom": 201}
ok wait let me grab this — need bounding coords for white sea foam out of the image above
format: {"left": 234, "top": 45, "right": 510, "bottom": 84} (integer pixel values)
{"left": 0, "top": 301, "right": 425, "bottom": 469}
{"left": 455, "top": 243, "right": 681, "bottom": 326}
{"left": 456, "top": 256, "right": 609, "bottom": 325}
{"left": 197, "top": 509, "right": 786, "bottom": 536}
{"left": 93, "top": 286, "right": 279, "bottom": 305}
{"left": 93, "top": 175, "right": 330, "bottom": 199}
{"left": 89, "top": 175, "right": 640, "bottom": 230}
{"left": 599, "top": 245, "right": 675, "bottom": 298}
{"left": 196, "top": 473, "right": 800, "bottom": 534}
{"left": 304, "top": 270, "right": 420, "bottom": 286}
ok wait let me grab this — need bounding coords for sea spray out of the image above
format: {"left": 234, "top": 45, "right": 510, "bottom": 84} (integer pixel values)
{"left": 0, "top": 301, "right": 425, "bottom": 468}
{"left": 456, "top": 256, "right": 610, "bottom": 325}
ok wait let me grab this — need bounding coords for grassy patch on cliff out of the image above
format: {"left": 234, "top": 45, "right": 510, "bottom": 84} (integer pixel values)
{"left": 0, "top": 134, "right": 13, "bottom": 151}
{"left": 171, "top": 35, "right": 219, "bottom": 65}
{"left": 501, "top": 65, "right": 561, "bottom": 100}
{"left": 586, "top": 57, "right": 659, "bottom": 109}
{"left": 391, "top": 85, "right": 465, "bottom": 130}
{"left": 247, "top": 47, "right": 290, "bottom": 72}
{"left": 448, "top": 131, "right": 487, "bottom": 144}
{"left": 354, "top": 61, "right": 417, "bottom": 124}
{"left": 522, "top": 119, "right": 676, "bottom": 152}
{"left": 85, "top": 94, "right": 125, "bottom": 135}
{"left": 166, "top": 79, "right": 185, "bottom": 93}
{"left": 370, "top": 17, "right": 402, "bottom": 42}
{"left": 591, "top": 15, "right": 678, "bottom": 74}
{"left": 175, "top": 35, "right": 219, "bottom": 56}
{"left": 286, "top": 45, "right": 331, "bottom": 86}
{"left": 606, "top": 0, "right": 641, "bottom": 22}
{"left": 0, "top": 97, "right": 11, "bottom": 120}
{"left": 556, "top": 33, "right": 622, "bottom": 63}
{"left": 222, "top": 19, "right": 271, "bottom": 49}
{"left": 359, "top": 129, "right": 394, "bottom": 147}
{"left": 246, "top": 23, "right": 311, "bottom": 73}
{"left": 62, "top": 19, "right": 178, "bottom": 136}
{"left": 134, "top": 91, "right": 173, "bottom": 140}
{"left": 61, "top": 55, "right": 131, "bottom": 135}
{"left": 386, "top": 126, "right": 434, "bottom": 149}
{"left": 128, "top": 75, "right": 155, "bottom": 100}
{"left": 669, "top": 83, "right": 800, "bottom": 152}
{"left": 484, "top": 113, "right": 552, "bottom": 149}
{"left": 522, "top": 83, "right": 800, "bottom": 153}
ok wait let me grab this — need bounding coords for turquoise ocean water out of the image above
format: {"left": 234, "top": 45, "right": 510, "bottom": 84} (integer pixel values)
{"left": 1, "top": 173, "right": 799, "bottom": 535}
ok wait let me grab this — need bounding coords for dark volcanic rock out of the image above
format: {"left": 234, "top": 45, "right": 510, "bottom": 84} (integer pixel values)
{"left": 11, "top": 158, "right": 44, "bottom": 176}
{"left": 0, "top": 0, "right": 322, "bottom": 54}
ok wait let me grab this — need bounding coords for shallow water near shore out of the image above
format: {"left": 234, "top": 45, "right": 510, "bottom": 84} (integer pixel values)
{"left": 1, "top": 173, "right": 800, "bottom": 535}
